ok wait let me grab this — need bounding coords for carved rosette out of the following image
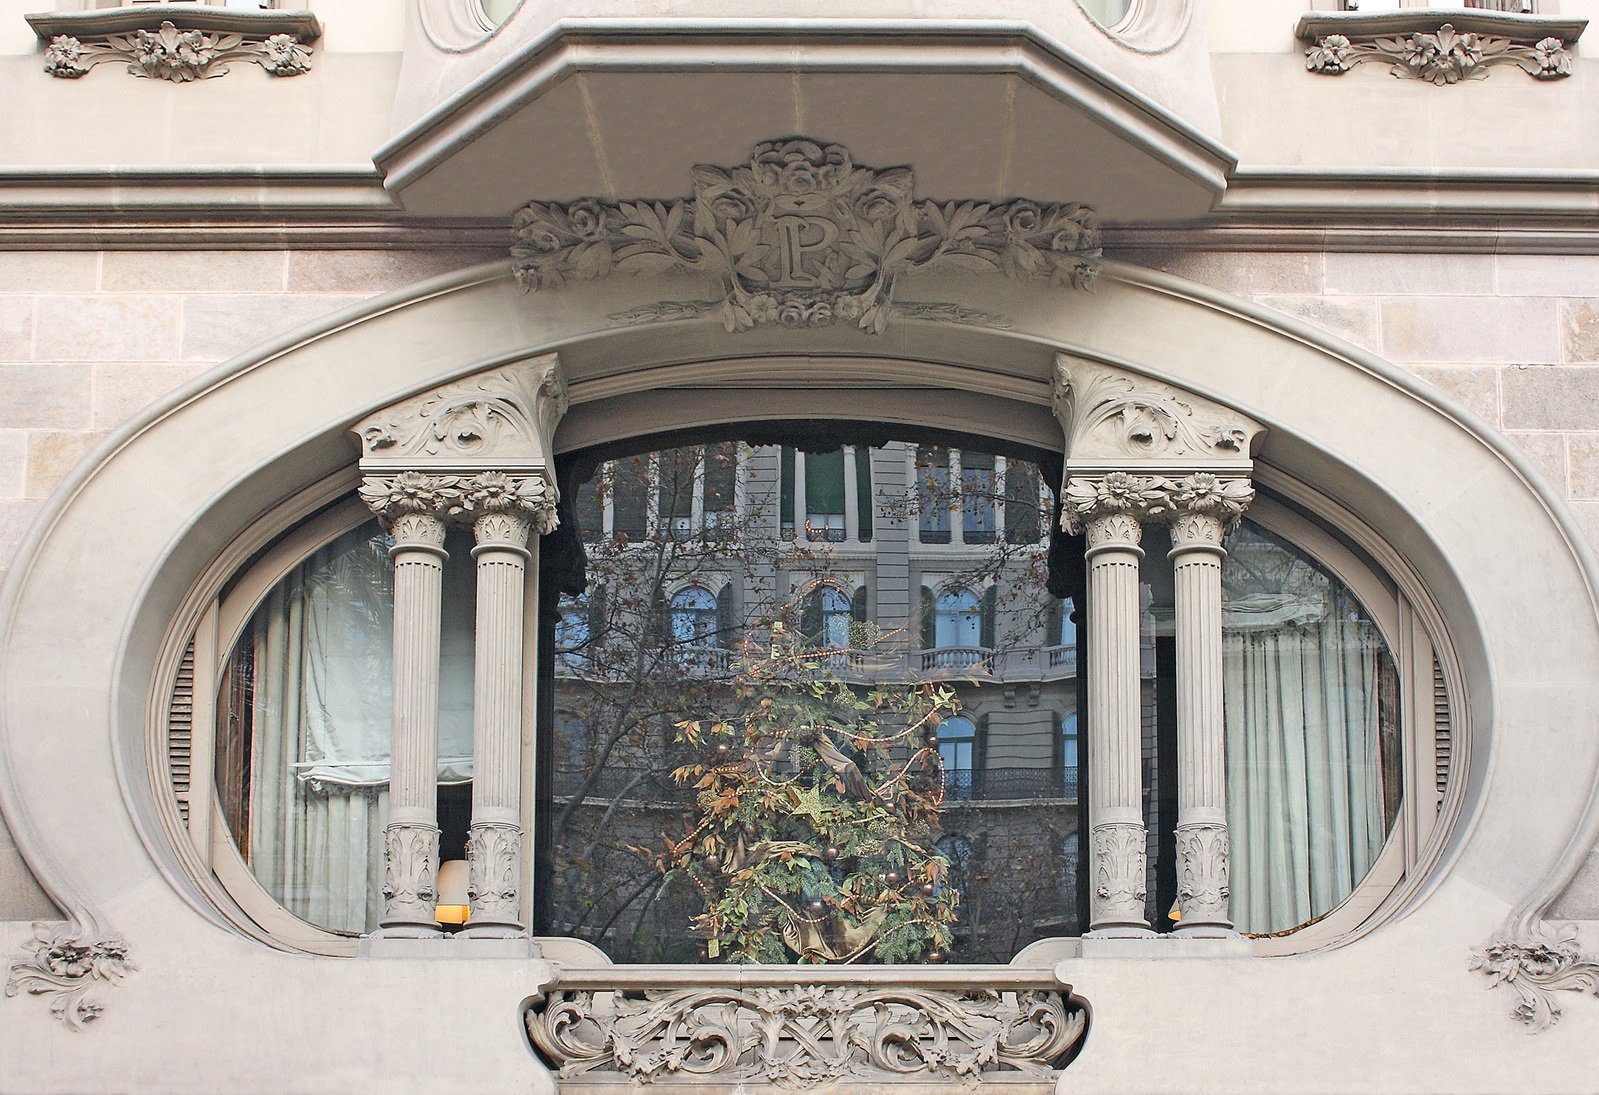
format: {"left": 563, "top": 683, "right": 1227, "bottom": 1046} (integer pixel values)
{"left": 526, "top": 979, "right": 1087, "bottom": 1086}
{"left": 462, "top": 471, "right": 558, "bottom": 538}
{"left": 40, "top": 21, "right": 313, "bottom": 81}
{"left": 5, "top": 923, "right": 134, "bottom": 1031}
{"left": 1092, "top": 823, "right": 1149, "bottom": 925}
{"left": 1471, "top": 926, "right": 1599, "bottom": 1032}
{"left": 359, "top": 471, "right": 460, "bottom": 526}
{"left": 1175, "top": 823, "right": 1231, "bottom": 925}
{"left": 382, "top": 824, "right": 440, "bottom": 924}
{"left": 1163, "top": 472, "right": 1255, "bottom": 539}
{"left": 509, "top": 137, "right": 1102, "bottom": 336}
{"left": 467, "top": 823, "right": 522, "bottom": 924}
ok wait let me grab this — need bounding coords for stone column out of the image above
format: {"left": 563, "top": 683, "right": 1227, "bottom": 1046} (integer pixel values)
{"left": 360, "top": 475, "right": 451, "bottom": 938}
{"left": 1165, "top": 474, "right": 1253, "bottom": 936}
{"left": 1065, "top": 474, "right": 1158, "bottom": 935}
{"left": 460, "top": 475, "right": 558, "bottom": 937}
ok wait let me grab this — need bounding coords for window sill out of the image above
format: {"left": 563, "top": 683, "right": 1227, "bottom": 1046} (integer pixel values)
{"left": 1294, "top": 9, "right": 1585, "bottom": 45}
{"left": 26, "top": 5, "right": 322, "bottom": 43}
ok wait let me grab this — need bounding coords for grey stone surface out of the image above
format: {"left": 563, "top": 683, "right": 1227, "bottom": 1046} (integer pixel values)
{"left": 0, "top": 363, "right": 91, "bottom": 429}
{"left": 1559, "top": 299, "right": 1599, "bottom": 363}
{"left": 1382, "top": 297, "right": 1559, "bottom": 365}
{"left": 33, "top": 296, "right": 178, "bottom": 362}
{"left": 1324, "top": 252, "right": 1494, "bottom": 297}
{"left": 1502, "top": 366, "right": 1599, "bottom": 431}
{"left": 1254, "top": 294, "right": 1379, "bottom": 351}
{"left": 100, "top": 250, "right": 287, "bottom": 294}
{"left": 1504, "top": 432, "right": 1568, "bottom": 495}
{"left": 179, "top": 293, "right": 360, "bottom": 362}
{"left": 0, "top": 811, "right": 59, "bottom": 921}
{"left": 1405, "top": 365, "right": 1501, "bottom": 427}
{"left": 1569, "top": 434, "right": 1599, "bottom": 500}
{"left": 286, "top": 249, "right": 498, "bottom": 294}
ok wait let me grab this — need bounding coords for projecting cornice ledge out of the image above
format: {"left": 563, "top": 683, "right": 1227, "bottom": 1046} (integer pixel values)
{"left": 374, "top": 19, "right": 1236, "bottom": 224}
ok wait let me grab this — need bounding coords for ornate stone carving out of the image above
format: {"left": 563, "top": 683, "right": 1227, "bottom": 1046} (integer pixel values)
{"left": 526, "top": 974, "right": 1086, "bottom": 1087}
{"left": 382, "top": 824, "right": 440, "bottom": 923}
{"left": 1305, "top": 24, "right": 1572, "bottom": 84}
{"left": 467, "top": 822, "right": 522, "bottom": 924}
{"left": 463, "top": 472, "right": 557, "bottom": 534}
{"left": 359, "top": 471, "right": 558, "bottom": 535}
{"left": 359, "top": 471, "right": 460, "bottom": 522}
{"left": 1062, "top": 472, "right": 1167, "bottom": 536}
{"left": 1092, "top": 822, "right": 1148, "bottom": 923}
{"left": 1054, "top": 358, "right": 1263, "bottom": 473}
{"left": 1175, "top": 823, "right": 1231, "bottom": 923}
{"left": 6, "top": 923, "right": 134, "bottom": 1031}
{"left": 357, "top": 363, "right": 565, "bottom": 470}
{"left": 1471, "top": 926, "right": 1599, "bottom": 1032}
{"left": 41, "top": 22, "right": 313, "bottom": 81}
{"left": 511, "top": 137, "right": 1101, "bottom": 335}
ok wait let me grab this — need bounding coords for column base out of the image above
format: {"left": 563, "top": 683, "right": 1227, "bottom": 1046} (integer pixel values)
{"left": 370, "top": 922, "right": 444, "bottom": 940}
{"left": 1084, "top": 925, "right": 1158, "bottom": 939}
{"left": 458, "top": 922, "right": 527, "bottom": 940}
{"left": 1172, "top": 921, "right": 1239, "bottom": 939}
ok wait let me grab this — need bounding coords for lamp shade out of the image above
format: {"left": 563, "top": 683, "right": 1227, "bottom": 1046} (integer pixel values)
{"left": 436, "top": 859, "right": 470, "bottom": 925}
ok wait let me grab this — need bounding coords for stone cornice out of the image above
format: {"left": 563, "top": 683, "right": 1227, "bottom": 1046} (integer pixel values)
{"left": 1295, "top": 10, "right": 1585, "bottom": 47}
{"left": 26, "top": 5, "right": 322, "bottom": 42}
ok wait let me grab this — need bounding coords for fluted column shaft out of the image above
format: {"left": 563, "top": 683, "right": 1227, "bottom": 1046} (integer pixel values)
{"left": 1169, "top": 508, "right": 1233, "bottom": 934}
{"left": 464, "top": 510, "right": 533, "bottom": 935}
{"left": 378, "top": 507, "right": 448, "bottom": 936}
{"left": 1083, "top": 508, "right": 1152, "bottom": 934}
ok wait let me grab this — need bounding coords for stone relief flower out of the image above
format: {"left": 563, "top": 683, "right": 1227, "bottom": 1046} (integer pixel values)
{"left": 566, "top": 199, "right": 609, "bottom": 243}
{"left": 6, "top": 924, "right": 135, "bottom": 1031}
{"left": 1004, "top": 200, "right": 1043, "bottom": 237}
{"left": 43, "top": 35, "right": 89, "bottom": 78}
{"left": 1304, "top": 34, "right": 1351, "bottom": 73}
{"left": 358, "top": 470, "right": 461, "bottom": 517}
{"left": 1305, "top": 22, "right": 1566, "bottom": 84}
{"left": 260, "top": 34, "right": 311, "bottom": 77}
{"left": 1471, "top": 926, "right": 1599, "bottom": 1032}
{"left": 131, "top": 23, "right": 220, "bottom": 81}
{"left": 1168, "top": 472, "right": 1255, "bottom": 518}
{"left": 1531, "top": 37, "right": 1572, "bottom": 78}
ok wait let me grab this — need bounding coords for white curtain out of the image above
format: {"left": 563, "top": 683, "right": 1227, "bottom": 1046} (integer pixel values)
{"left": 1223, "top": 550, "right": 1391, "bottom": 936}
{"left": 245, "top": 523, "right": 475, "bottom": 933}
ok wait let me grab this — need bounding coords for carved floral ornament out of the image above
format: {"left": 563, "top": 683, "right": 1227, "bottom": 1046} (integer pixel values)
{"left": 1471, "top": 926, "right": 1599, "bottom": 1032}
{"left": 1304, "top": 23, "right": 1572, "bottom": 84}
{"left": 42, "top": 21, "right": 312, "bottom": 81}
{"left": 1062, "top": 471, "right": 1256, "bottom": 535}
{"left": 5, "top": 922, "right": 134, "bottom": 1031}
{"left": 526, "top": 975, "right": 1086, "bottom": 1087}
{"left": 509, "top": 138, "right": 1103, "bottom": 335}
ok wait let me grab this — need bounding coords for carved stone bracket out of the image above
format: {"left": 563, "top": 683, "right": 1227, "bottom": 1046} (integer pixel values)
{"left": 354, "top": 356, "right": 567, "bottom": 535}
{"left": 1295, "top": 12, "right": 1584, "bottom": 85}
{"left": 1471, "top": 925, "right": 1599, "bottom": 1032}
{"left": 510, "top": 137, "right": 1102, "bottom": 335}
{"left": 28, "top": 9, "right": 322, "bottom": 82}
{"left": 526, "top": 966, "right": 1086, "bottom": 1088}
{"left": 5, "top": 922, "right": 134, "bottom": 1031}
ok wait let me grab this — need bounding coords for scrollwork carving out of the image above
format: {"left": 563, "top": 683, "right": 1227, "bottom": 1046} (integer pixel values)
{"left": 467, "top": 823, "right": 522, "bottom": 923}
{"left": 511, "top": 137, "right": 1100, "bottom": 335}
{"left": 526, "top": 978, "right": 1086, "bottom": 1087}
{"left": 1471, "top": 926, "right": 1599, "bottom": 1032}
{"left": 5, "top": 923, "right": 134, "bottom": 1031}
{"left": 1176, "top": 823, "right": 1231, "bottom": 922}
{"left": 382, "top": 824, "right": 439, "bottom": 924}
{"left": 358, "top": 370, "right": 549, "bottom": 466}
{"left": 1055, "top": 363, "right": 1261, "bottom": 468}
{"left": 40, "top": 21, "right": 313, "bottom": 81}
{"left": 1306, "top": 24, "right": 1572, "bottom": 84}
{"left": 1092, "top": 823, "right": 1148, "bottom": 923}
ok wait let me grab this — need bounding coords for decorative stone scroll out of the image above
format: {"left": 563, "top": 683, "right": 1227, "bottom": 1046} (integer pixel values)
{"left": 5, "top": 922, "right": 134, "bottom": 1031}
{"left": 1304, "top": 24, "right": 1572, "bottom": 84}
{"left": 510, "top": 137, "right": 1102, "bottom": 335}
{"left": 526, "top": 967, "right": 1086, "bottom": 1088}
{"left": 1052, "top": 356, "right": 1263, "bottom": 478}
{"left": 29, "top": 6, "right": 324, "bottom": 83}
{"left": 1472, "top": 926, "right": 1599, "bottom": 1032}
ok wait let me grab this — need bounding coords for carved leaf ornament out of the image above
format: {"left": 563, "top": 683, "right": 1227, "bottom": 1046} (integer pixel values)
{"left": 44, "top": 21, "right": 311, "bottom": 81}
{"left": 527, "top": 982, "right": 1086, "bottom": 1087}
{"left": 510, "top": 138, "right": 1102, "bottom": 334}
{"left": 1471, "top": 927, "right": 1599, "bottom": 1032}
{"left": 1305, "top": 23, "right": 1572, "bottom": 84}
{"left": 5, "top": 923, "right": 135, "bottom": 1031}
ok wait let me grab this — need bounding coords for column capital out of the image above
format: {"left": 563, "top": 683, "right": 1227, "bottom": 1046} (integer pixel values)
{"left": 1061, "top": 472, "right": 1167, "bottom": 536}
{"left": 1160, "top": 472, "right": 1256, "bottom": 547}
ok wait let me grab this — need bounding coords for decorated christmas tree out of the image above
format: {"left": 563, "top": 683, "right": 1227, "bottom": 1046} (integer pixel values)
{"left": 655, "top": 626, "right": 962, "bottom": 963}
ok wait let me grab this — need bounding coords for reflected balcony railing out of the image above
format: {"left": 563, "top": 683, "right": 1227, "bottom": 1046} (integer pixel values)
{"left": 918, "top": 646, "right": 995, "bottom": 673}
{"left": 549, "top": 765, "right": 1080, "bottom": 804}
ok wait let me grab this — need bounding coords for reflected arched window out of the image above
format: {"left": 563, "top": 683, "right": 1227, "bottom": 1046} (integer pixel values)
{"left": 938, "top": 715, "right": 976, "bottom": 800}
{"left": 934, "top": 588, "right": 982, "bottom": 648}
{"left": 1060, "top": 713, "right": 1079, "bottom": 799}
{"left": 669, "top": 586, "right": 718, "bottom": 647}
{"left": 802, "top": 583, "right": 853, "bottom": 649}
{"left": 555, "top": 594, "right": 591, "bottom": 673}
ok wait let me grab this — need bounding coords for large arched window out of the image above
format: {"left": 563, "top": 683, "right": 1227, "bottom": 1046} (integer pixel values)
{"left": 184, "top": 421, "right": 1452, "bottom": 962}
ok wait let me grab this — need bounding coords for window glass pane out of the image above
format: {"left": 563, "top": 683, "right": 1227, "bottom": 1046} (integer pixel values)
{"left": 1004, "top": 460, "right": 1044, "bottom": 544}
{"left": 961, "top": 452, "right": 996, "bottom": 544}
{"left": 544, "top": 435, "right": 1082, "bottom": 963}
{"left": 805, "top": 448, "right": 845, "bottom": 540}
{"left": 1079, "top": 0, "right": 1135, "bottom": 26}
{"left": 612, "top": 455, "right": 649, "bottom": 540}
{"left": 854, "top": 446, "right": 874, "bottom": 542}
{"left": 657, "top": 447, "right": 696, "bottom": 539}
{"left": 215, "top": 519, "right": 477, "bottom": 935}
{"left": 1222, "top": 520, "right": 1402, "bottom": 935}
{"left": 917, "top": 446, "right": 951, "bottom": 543}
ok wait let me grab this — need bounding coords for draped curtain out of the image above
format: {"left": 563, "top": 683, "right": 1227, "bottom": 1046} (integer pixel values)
{"left": 242, "top": 522, "right": 475, "bottom": 934}
{"left": 1223, "top": 531, "right": 1394, "bottom": 936}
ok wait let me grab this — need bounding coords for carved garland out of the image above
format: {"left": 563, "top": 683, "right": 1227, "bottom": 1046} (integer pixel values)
{"left": 527, "top": 982, "right": 1086, "bottom": 1087}
{"left": 1305, "top": 24, "right": 1572, "bottom": 84}
{"left": 1062, "top": 472, "right": 1255, "bottom": 535}
{"left": 359, "top": 471, "right": 559, "bottom": 535}
{"left": 1471, "top": 927, "right": 1599, "bottom": 1032}
{"left": 43, "top": 21, "right": 312, "bottom": 81}
{"left": 5, "top": 923, "right": 134, "bottom": 1031}
{"left": 509, "top": 137, "right": 1102, "bottom": 335}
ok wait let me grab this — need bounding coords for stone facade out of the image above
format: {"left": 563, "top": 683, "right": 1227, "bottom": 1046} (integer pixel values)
{"left": 3, "top": 1, "right": 1599, "bottom": 1092}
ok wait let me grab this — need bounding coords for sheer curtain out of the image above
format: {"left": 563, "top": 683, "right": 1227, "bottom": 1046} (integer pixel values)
{"left": 241, "top": 522, "right": 475, "bottom": 934}
{"left": 1222, "top": 526, "right": 1395, "bottom": 936}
